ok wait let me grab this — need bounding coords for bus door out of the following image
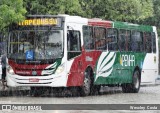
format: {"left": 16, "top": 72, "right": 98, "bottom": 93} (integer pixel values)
{"left": 66, "top": 25, "right": 83, "bottom": 86}
{"left": 141, "top": 32, "right": 158, "bottom": 84}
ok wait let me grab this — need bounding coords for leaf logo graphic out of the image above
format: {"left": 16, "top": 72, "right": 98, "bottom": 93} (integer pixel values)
{"left": 42, "top": 62, "right": 57, "bottom": 75}
{"left": 95, "top": 52, "right": 116, "bottom": 81}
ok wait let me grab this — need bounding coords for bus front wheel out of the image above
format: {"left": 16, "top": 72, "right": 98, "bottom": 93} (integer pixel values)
{"left": 80, "top": 69, "right": 91, "bottom": 96}
{"left": 122, "top": 70, "right": 140, "bottom": 93}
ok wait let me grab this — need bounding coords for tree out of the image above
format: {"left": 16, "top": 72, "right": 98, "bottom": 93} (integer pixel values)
{"left": 0, "top": 0, "right": 26, "bottom": 30}
{"left": 92, "top": 0, "right": 153, "bottom": 22}
{"left": 144, "top": 0, "right": 160, "bottom": 27}
{"left": 79, "top": 0, "right": 95, "bottom": 18}
{"left": 24, "top": 0, "right": 83, "bottom": 16}
{"left": 154, "top": 0, "right": 160, "bottom": 35}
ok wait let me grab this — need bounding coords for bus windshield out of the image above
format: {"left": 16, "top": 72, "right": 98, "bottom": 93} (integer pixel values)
{"left": 8, "top": 30, "right": 63, "bottom": 60}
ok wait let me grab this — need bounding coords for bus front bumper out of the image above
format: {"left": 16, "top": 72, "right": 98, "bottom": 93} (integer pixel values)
{"left": 6, "top": 73, "right": 68, "bottom": 87}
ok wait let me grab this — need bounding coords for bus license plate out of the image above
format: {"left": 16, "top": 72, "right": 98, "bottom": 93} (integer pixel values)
{"left": 29, "top": 78, "right": 39, "bottom": 82}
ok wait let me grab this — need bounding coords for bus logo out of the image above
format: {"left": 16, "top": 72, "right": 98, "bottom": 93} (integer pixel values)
{"left": 2, "top": 105, "right": 11, "bottom": 111}
{"left": 120, "top": 54, "right": 135, "bottom": 66}
{"left": 95, "top": 52, "right": 116, "bottom": 81}
{"left": 32, "top": 71, "right": 37, "bottom": 75}
{"left": 86, "top": 56, "right": 93, "bottom": 61}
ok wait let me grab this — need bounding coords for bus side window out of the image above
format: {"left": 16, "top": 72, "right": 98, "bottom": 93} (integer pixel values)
{"left": 152, "top": 32, "right": 156, "bottom": 53}
{"left": 94, "top": 27, "right": 106, "bottom": 50}
{"left": 144, "top": 32, "right": 152, "bottom": 53}
{"left": 67, "top": 30, "right": 81, "bottom": 60}
{"left": 118, "top": 29, "right": 131, "bottom": 51}
{"left": 119, "top": 29, "right": 127, "bottom": 51}
{"left": 107, "top": 28, "right": 118, "bottom": 51}
{"left": 83, "top": 26, "right": 94, "bottom": 50}
{"left": 130, "top": 31, "right": 143, "bottom": 52}
{"left": 126, "top": 30, "right": 131, "bottom": 51}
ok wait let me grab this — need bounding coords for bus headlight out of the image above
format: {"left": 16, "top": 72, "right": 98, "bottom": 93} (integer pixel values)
{"left": 7, "top": 66, "right": 15, "bottom": 74}
{"left": 55, "top": 64, "right": 64, "bottom": 74}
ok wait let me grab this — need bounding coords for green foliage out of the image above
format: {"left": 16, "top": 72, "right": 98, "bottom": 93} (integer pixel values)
{"left": 0, "top": 0, "right": 26, "bottom": 30}
{"left": 151, "top": 0, "right": 160, "bottom": 36}
{"left": 92, "top": 0, "right": 153, "bottom": 22}
{"left": 24, "top": 0, "right": 83, "bottom": 15}
{"left": 153, "top": 0, "right": 160, "bottom": 26}
{"left": 0, "top": 0, "right": 157, "bottom": 30}
{"left": 79, "top": 0, "right": 95, "bottom": 18}
{"left": 141, "top": 0, "right": 160, "bottom": 38}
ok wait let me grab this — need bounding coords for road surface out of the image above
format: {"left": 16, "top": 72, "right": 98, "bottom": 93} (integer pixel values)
{"left": 0, "top": 84, "right": 160, "bottom": 113}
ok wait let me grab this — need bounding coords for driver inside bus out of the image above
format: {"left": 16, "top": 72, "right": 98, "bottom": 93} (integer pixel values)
{"left": 19, "top": 38, "right": 33, "bottom": 53}
{"left": 20, "top": 42, "right": 33, "bottom": 53}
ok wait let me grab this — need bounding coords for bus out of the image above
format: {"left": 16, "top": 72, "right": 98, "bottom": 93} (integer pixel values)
{"left": 6, "top": 15, "right": 159, "bottom": 96}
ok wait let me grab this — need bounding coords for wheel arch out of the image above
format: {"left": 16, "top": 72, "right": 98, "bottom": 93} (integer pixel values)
{"left": 84, "top": 65, "right": 94, "bottom": 83}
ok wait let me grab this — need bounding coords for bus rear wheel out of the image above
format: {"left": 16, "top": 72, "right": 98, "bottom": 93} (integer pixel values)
{"left": 122, "top": 70, "right": 140, "bottom": 93}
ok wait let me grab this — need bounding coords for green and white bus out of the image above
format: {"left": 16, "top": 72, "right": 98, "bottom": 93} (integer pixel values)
{"left": 6, "top": 15, "right": 159, "bottom": 96}
{"left": 112, "top": 22, "right": 159, "bottom": 86}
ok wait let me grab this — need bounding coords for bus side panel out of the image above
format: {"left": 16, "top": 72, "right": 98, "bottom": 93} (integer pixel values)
{"left": 94, "top": 52, "right": 146, "bottom": 85}
{"left": 141, "top": 27, "right": 159, "bottom": 84}
{"left": 66, "top": 51, "right": 101, "bottom": 87}
{"left": 66, "top": 55, "right": 84, "bottom": 87}
{"left": 141, "top": 53, "right": 158, "bottom": 84}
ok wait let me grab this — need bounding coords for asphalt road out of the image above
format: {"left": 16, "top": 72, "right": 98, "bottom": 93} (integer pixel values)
{"left": 0, "top": 84, "right": 160, "bottom": 113}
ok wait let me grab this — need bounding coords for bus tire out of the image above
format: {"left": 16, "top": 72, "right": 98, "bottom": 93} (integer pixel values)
{"left": 30, "top": 87, "right": 46, "bottom": 96}
{"left": 80, "top": 68, "right": 91, "bottom": 96}
{"left": 90, "top": 85, "right": 101, "bottom": 95}
{"left": 122, "top": 70, "right": 140, "bottom": 93}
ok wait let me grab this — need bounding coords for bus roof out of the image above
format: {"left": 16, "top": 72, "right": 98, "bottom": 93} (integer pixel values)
{"left": 114, "top": 21, "right": 153, "bottom": 32}
{"left": 22, "top": 15, "right": 154, "bottom": 32}
{"left": 88, "top": 19, "right": 112, "bottom": 28}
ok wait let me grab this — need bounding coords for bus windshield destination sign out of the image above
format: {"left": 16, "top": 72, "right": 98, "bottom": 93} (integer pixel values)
{"left": 18, "top": 18, "right": 60, "bottom": 26}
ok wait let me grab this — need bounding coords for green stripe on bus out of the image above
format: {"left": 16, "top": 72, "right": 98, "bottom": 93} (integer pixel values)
{"left": 114, "top": 22, "right": 153, "bottom": 32}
